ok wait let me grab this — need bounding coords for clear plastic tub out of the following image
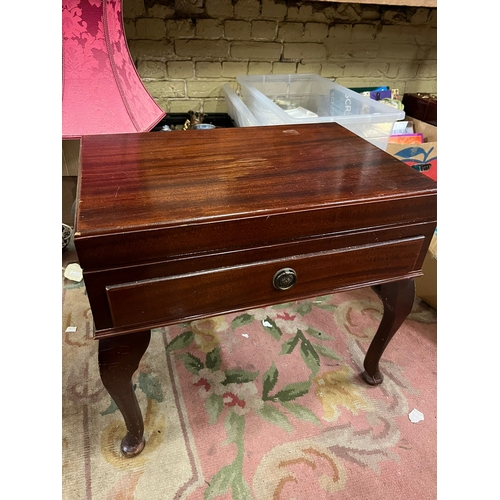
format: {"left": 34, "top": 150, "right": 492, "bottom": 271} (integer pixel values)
{"left": 222, "top": 84, "right": 260, "bottom": 127}
{"left": 236, "top": 74, "right": 405, "bottom": 150}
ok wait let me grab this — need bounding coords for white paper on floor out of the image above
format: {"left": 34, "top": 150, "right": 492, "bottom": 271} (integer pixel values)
{"left": 409, "top": 408, "right": 424, "bottom": 423}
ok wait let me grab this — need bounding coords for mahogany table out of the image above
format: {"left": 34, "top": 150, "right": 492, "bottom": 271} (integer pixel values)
{"left": 74, "top": 122, "right": 437, "bottom": 457}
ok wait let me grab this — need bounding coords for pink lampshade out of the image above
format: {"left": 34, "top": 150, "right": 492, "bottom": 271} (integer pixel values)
{"left": 62, "top": 0, "right": 165, "bottom": 139}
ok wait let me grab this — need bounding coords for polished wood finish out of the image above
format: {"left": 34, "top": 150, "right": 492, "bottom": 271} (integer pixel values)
{"left": 364, "top": 280, "right": 416, "bottom": 385}
{"left": 98, "top": 330, "right": 151, "bottom": 457}
{"left": 74, "top": 122, "right": 437, "bottom": 456}
{"left": 106, "top": 236, "right": 424, "bottom": 330}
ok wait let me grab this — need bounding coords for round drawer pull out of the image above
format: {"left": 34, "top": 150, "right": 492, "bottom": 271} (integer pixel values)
{"left": 273, "top": 268, "right": 297, "bottom": 291}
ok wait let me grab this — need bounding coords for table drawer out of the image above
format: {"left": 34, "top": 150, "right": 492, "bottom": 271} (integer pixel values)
{"left": 105, "top": 236, "right": 424, "bottom": 330}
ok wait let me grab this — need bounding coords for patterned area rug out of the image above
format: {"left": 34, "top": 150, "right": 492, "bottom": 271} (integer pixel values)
{"left": 62, "top": 247, "right": 437, "bottom": 500}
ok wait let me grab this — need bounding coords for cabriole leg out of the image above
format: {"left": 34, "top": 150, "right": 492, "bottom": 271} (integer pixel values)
{"left": 98, "top": 330, "right": 151, "bottom": 457}
{"left": 363, "top": 279, "right": 415, "bottom": 385}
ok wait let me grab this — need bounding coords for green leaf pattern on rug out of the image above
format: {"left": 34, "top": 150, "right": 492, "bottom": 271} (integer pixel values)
{"left": 231, "top": 313, "right": 254, "bottom": 329}
{"left": 204, "top": 412, "right": 252, "bottom": 500}
{"left": 262, "top": 362, "right": 279, "bottom": 400}
{"left": 166, "top": 297, "right": 351, "bottom": 498}
{"left": 256, "top": 402, "right": 293, "bottom": 432}
{"left": 178, "top": 352, "right": 204, "bottom": 375}
{"left": 165, "top": 330, "right": 194, "bottom": 353}
{"left": 272, "top": 380, "right": 311, "bottom": 403}
{"left": 260, "top": 317, "right": 282, "bottom": 340}
{"left": 222, "top": 369, "right": 259, "bottom": 386}
{"left": 205, "top": 393, "right": 224, "bottom": 424}
{"left": 101, "top": 374, "right": 165, "bottom": 416}
{"left": 205, "top": 346, "right": 222, "bottom": 371}
{"left": 138, "top": 372, "right": 164, "bottom": 402}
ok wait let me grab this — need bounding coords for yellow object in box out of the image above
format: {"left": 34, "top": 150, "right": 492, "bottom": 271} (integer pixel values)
{"left": 415, "top": 234, "right": 437, "bottom": 309}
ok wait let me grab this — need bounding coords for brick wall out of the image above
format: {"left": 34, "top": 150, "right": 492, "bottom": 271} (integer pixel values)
{"left": 124, "top": 0, "right": 437, "bottom": 113}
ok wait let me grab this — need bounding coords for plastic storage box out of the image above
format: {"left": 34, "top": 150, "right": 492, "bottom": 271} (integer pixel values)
{"left": 236, "top": 74, "right": 405, "bottom": 150}
{"left": 222, "top": 84, "right": 260, "bottom": 127}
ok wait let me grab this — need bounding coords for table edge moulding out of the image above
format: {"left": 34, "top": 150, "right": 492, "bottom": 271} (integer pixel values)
{"left": 73, "top": 122, "right": 437, "bottom": 457}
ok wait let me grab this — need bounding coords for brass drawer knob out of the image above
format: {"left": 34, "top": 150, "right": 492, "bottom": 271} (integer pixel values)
{"left": 273, "top": 268, "right": 297, "bottom": 291}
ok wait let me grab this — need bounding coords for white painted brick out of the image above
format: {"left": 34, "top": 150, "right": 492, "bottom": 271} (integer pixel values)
{"left": 378, "top": 43, "right": 418, "bottom": 60}
{"left": 395, "top": 63, "right": 419, "bottom": 78}
{"left": 136, "top": 18, "right": 166, "bottom": 40}
{"left": 321, "top": 63, "right": 345, "bottom": 78}
{"left": 148, "top": 4, "right": 175, "bottom": 19}
{"left": 360, "top": 6, "right": 381, "bottom": 22}
{"left": 278, "top": 23, "right": 304, "bottom": 42}
{"left": 365, "top": 62, "right": 391, "bottom": 78}
{"left": 262, "top": 0, "right": 287, "bottom": 20}
{"left": 129, "top": 40, "right": 174, "bottom": 62}
{"left": 272, "top": 62, "right": 297, "bottom": 74}
{"left": 206, "top": 0, "right": 233, "bottom": 18}
{"left": 416, "top": 62, "right": 437, "bottom": 79}
{"left": 169, "top": 99, "right": 202, "bottom": 113}
{"left": 404, "top": 79, "right": 436, "bottom": 94}
{"left": 196, "top": 62, "right": 222, "bottom": 78}
{"left": 343, "top": 62, "right": 367, "bottom": 77}
{"left": 124, "top": 19, "right": 136, "bottom": 40}
{"left": 123, "top": 0, "right": 146, "bottom": 19}
{"left": 417, "top": 45, "right": 437, "bottom": 61}
{"left": 328, "top": 24, "right": 353, "bottom": 41}
{"left": 248, "top": 62, "right": 273, "bottom": 75}
{"left": 322, "top": 7, "right": 337, "bottom": 22}
{"left": 331, "top": 42, "right": 379, "bottom": 59}
{"left": 429, "top": 9, "right": 437, "bottom": 28}
{"left": 415, "top": 27, "right": 437, "bottom": 45}
{"left": 187, "top": 80, "right": 227, "bottom": 98}
{"left": 173, "top": 0, "right": 203, "bottom": 17}
{"left": 144, "top": 80, "right": 186, "bottom": 98}
{"left": 382, "top": 10, "right": 408, "bottom": 24}
{"left": 167, "top": 61, "right": 194, "bottom": 79}
{"left": 231, "top": 42, "right": 282, "bottom": 60}
{"left": 297, "top": 63, "right": 321, "bottom": 74}
{"left": 222, "top": 62, "right": 248, "bottom": 78}
{"left": 252, "top": 21, "right": 277, "bottom": 40}
{"left": 234, "top": 0, "right": 260, "bottom": 20}
{"left": 175, "top": 40, "right": 229, "bottom": 59}
{"left": 152, "top": 98, "right": 169, "bottom": 112}
{"left": 137, "top": 60, "right": 167, "bottom": 80}
{"left": 335, "top": 77, "right": 370, "bottom": 88}
{"left": 375, "top": 25, "right": 419, "bottom": 42}
{"left": 225, "top": 20, "right": 252, "bottom": 39}
{"left": 166, "top": 19, "right": 195, "bottom": 38}
{"left": 123, "top": 0, "right": 436, "bottom": 115}
{"left": 410, "top": 8, "right": 430, "bottom": 25}
{"left": 195, "top": 19, "right": 224, "bottom": 39}
{"left": 286, "top": 4, "right": 314, "bottom": 22}
{"left": 202, "top": 99, "right": 228, "bottom": 113}
{"left": 145, "top": 5, "right": 175, "bottom": 19}
{"left": 352, "top": 24, "right": 377, "bottom": 41}
{"left": 336, "top": 4, "right": 362, "bottom": 23}
{"left": 283, "top": 43, "right": 327, "bottom": 61}
{"left": 303, "top": 23, "right": 328, "bottom": 42}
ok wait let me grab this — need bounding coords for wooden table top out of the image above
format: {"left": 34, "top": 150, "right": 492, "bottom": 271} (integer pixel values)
{"left": 76, "top": 123, "right": 437, "bottom": 237}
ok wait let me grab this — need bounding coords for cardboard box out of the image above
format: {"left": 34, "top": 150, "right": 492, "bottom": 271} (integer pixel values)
{"left": 386, "top": 116, "right": 437, "bottom": 181}
{"left": 415, "top": 233, "right": 437, "bottom": 309}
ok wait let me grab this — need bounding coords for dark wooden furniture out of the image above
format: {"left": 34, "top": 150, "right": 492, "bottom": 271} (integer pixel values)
{"left": 74, "top": 123, "right": 437, "bottom": 457}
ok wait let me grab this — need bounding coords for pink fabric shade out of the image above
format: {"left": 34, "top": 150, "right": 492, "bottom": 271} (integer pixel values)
{"left": 62, "top": 0, "right": 165, "bottom": 139}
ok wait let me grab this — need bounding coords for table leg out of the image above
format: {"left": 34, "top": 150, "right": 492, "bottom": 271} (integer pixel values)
{"left": 98, "top": 330, "right": 151, "bottom": 457}
{"left": 362, "top": 279, "right": 415, "bottom": 385}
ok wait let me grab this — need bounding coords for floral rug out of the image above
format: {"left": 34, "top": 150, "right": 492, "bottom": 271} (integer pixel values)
{"left": 62, "top": 248, "right": 437, "bottom": 500}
